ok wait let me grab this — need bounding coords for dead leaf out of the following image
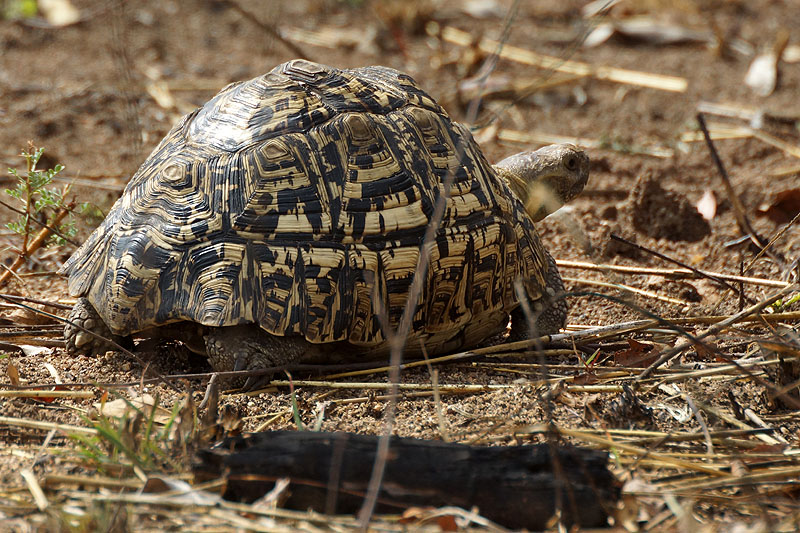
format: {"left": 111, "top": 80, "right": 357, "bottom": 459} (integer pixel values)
{"left": 399, "top": 507, "right": 458, "bottom": 531}
{"left": 460, "top": 0, "right": 503, "bottom": 19}
{"left": 171, "top": 394, "right": 196, "bottom": 446}
{"left": 94, "top": 393, "right": 172, "bottom": 424}
{"left": 436, "top": 514, "right": 459, "bottom": 532}
{"left": 584, "top": 18, "right": 711, "bottom": 48}
{"left": 746, "top": 53, "right": 779, "bottom": 97}
{"left": 747, "top": 443, "right": 788, "bottom": 458}
{"left": 557, "top": 391, "right": 579, "bottom": 408}
{"left": 400, "top": 507, "right": 436, "bottom": 524}
{"left": 7, "top": 308, "right": 52, "bottom": 325}
{"left": 730, "top": 459, "right": 749, "bottom": 477}
{"left": 29, "top": 362, "right": 64, "bottom": 404}
{"left": 43, "top": 363, "right": 61, "bottom": 384}
{"left": 693, "top": 341, "right": 720, "bottom": 361}
{"left": 19, "top": 345, "right": 50, "bottom": 357}
{"left": 7, "top": 362, "right": 20, "bottom": 387}
{"left": 696, "top": 189, "right": 717, "bottom": 220}
{"left": 145, "top": 81, "right": 176, "bottom": 111}
{"left": 38, "top": 0, "right": 80, "bottom": 26}
{"left": 220, "top": 403, "right": 244, "bottom": 436}
{"left": 757, "top": 188, "right": 800, "bottom": 224}
{"left": 142, "top": 477, "right": 172, "bottom": 493}
{"left": 582, "top": 0, "right": 622, "bottom": 18}
{"left": 745, "top": 29, "right": 789, "bottom": 97}
{"left": 583, "top": 23, "right": 616, "bottom": 48}
{"left": 573, "top": 372, "right": 599, "bottom": 385}
{"left": 613, "top": 339, "right": 658, "bottom": 368}
{"left": 142, "top": 476, "right": 220, "bottom": 504}
{"left": 784, "top": 44, "right": 800, "bottom": 63}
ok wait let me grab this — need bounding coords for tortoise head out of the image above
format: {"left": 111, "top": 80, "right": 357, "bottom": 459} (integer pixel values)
{"left": 493, "top": 143, "right": 589, "bottom": 222}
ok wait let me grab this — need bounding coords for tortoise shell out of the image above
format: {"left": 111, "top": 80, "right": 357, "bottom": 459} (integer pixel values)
{"left": 60, "top": 59, "right": 547, "bottom": 355}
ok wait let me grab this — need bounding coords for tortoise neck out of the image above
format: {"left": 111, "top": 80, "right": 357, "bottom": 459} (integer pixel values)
{"left": 493, "top": 165, "right": 552, "bottom": 222}
{"left": 494, "top": 166, "right": 529, "bottom": 206}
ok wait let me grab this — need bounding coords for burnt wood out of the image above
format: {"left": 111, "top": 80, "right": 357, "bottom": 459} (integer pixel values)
{"left": 194, "top": 430, "right": 619, "bottom": 529}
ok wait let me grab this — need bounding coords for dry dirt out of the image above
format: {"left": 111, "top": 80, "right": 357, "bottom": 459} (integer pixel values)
{"left": 1, "top": 0, "right": 799, "bottom": 531}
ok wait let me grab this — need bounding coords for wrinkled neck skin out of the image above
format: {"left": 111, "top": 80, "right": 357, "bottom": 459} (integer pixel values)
{"left": 494, "top": 166, "right": 556, "bottom": 222}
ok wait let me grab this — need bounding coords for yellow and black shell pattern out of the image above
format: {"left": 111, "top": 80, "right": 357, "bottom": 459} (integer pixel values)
{"left": 60, "top": 59, "right": 548, "bottom": 355}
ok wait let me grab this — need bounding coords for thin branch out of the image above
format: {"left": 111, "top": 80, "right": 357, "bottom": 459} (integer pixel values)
{"left": 0, "top": 293, "right": 72, "bottom": 310}
{"left": 696, "top": 113, "right": 771, "bottom": 253}
{"left": 635, "top": 283, "right": 798, "bottom": 382}
{"left": 556, "top": 259, "right": 789, "bottom": 288}
{"left": 610, "top": 233, "right": 753, "bottom": 302}
{"left": 0, "top": 197, "right": 79, "bottom": 246}
{"left": 219, "top": 0, "right": 310, "bottom": 60}
{"left": 0, "top": 205, "right": 73, "bottom": 288}
{"left": 743, "top": 209, "right": 800, "bottom": 275}
{"left": 563, "top": 276, "right": 696, "bottom": 306}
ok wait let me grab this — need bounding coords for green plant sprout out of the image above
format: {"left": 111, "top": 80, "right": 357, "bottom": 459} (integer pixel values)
{"left": 5, "top": 144, "right": 81, "bottom": 251}
{"left": 771, "top": 293, "right": 800, "bottom": 312}
{"left": 70, "top": 394, "right": 191, "bottom": 474}
{"left": 579, "top": 348, "right": 601, "bottom": 369}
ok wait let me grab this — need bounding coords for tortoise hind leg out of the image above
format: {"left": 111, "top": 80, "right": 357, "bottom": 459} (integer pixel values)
{"left": 64, "top": 297, "right": 130, "bottom": 355}
{"left": 509, "top": 250, "right": 568, "bottom": 341}
{"left": 205, "top": 325, "right": 312, "bottom": 390}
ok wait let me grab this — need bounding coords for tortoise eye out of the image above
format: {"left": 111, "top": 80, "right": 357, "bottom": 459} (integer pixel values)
{"left": 564, "top": 156, "right": 578, "bottom": 171}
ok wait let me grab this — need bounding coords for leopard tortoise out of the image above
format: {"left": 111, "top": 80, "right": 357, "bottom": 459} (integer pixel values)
{"left": 60, "top": 59, "right": 589, "bottom": 382}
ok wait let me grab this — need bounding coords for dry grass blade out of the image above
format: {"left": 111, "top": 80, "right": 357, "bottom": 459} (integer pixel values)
{"left": 544, "top": 426, "right": 728, "bottom": 476}
{"left": 657, "top": 358, "right": 786, "bottom": 384}
{"left": 43, "top": 474, "right": 143, "bottom": 490}
{"left": 68, "top": 491, "right": 363, "bottom": 526}
{"left": 666, "top": 466, "right": 800, "bottom": 492}
{"left": 268, "top": 379, "right": 622, "bottom": 394}
{"left": 693, "top": 401, "right": 785, "bottom": 446}
{"left": 556, "top": 259, "right": 790, "bottom": 288}
{"left": 0, "top": 390, "right": 94, "bottom": 399}
{"left": 21, "top": 469, "right": 48, "bottom": 511}
{"left": 437, "top": 26, "right": 689, "bottom": 92}
{"left": 497, "top": 128, "right": 674, "bottom": 158}
{"left": 749, "top": 126, "right": 800, "bottom": 159}
{"left": 322, "top": 348, "right": 574, "bottom": 380}
{"left": 0, "top": 329, "right": 64, "bottom": 339}
{"left": 636, "top": 283, "right": 799, "bottom": 382}
{"left": 563, "top": 276, "right": 696, "bottom": 306}
{"left": 680, "top": 124, "right": 752, "bottom": 143}
{"left": 2, "top": 338, "right": 65, "bottom": 348}
{"left": 743, "top": 209, "right": 800, "bottom": 275}
{"left": 0, "top": 293, "right": 72, "bottom": 309}
{"left": 0, "top": 415, "right": 98, "bottom": 435}
{"left": 609, "top": 233, "right": 751, "bottom": 299}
